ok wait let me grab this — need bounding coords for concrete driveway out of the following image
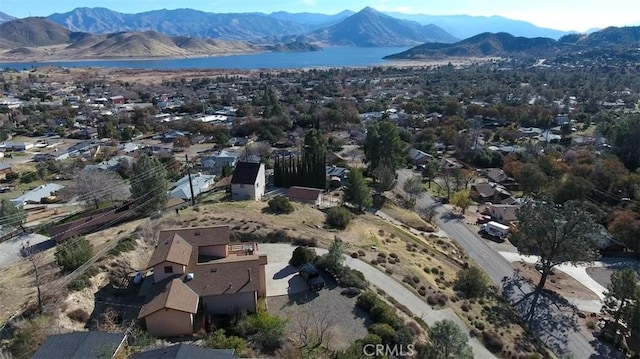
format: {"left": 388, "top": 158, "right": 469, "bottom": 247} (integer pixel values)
{"left": 259, "top": 243, "right": 309, "bottom": 297}
{"left": 0, "top": 233, "right": 51, "bottom": 268}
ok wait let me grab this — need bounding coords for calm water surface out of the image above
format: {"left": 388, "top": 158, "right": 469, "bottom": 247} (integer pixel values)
{"left": 0, "top": 47, "right": 410, "bottom": 70}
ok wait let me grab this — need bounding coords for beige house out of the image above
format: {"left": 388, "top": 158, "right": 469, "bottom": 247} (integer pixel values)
{"left": 138, "top": 225, "right": 268, "bottom": 337}
{"left": 231, "top": 162, "right": 265, "bottom": 201}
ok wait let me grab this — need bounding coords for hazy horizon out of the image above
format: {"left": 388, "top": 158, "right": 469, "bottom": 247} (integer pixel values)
{"left": 1, "top": 1, "right": 639, "bottom": 32}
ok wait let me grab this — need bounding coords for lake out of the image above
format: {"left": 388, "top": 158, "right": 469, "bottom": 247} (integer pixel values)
{"left": 0, "top": 47, "right": 410, "bottom": 70}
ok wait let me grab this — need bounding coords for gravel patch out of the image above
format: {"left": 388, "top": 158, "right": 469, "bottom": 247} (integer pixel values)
{"left": 268, "top": 286, "right": 371, "bottom": 351}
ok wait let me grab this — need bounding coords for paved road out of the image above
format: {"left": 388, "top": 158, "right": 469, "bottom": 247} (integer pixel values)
{"left": 397, "top": 169, "right": 618, "bottom": 359}
{"left": 260, "top": 243, "right": 496, "bottom": 358}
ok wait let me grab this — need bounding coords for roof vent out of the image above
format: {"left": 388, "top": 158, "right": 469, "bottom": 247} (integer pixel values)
{"left": 195, "top": 231, "right": 201, "bottom": 236}
{"left": 210, "top": 268, "right": 217, "bottom": 273}
{"left": 185, "top": 273, "right": 194, "bottom": 281}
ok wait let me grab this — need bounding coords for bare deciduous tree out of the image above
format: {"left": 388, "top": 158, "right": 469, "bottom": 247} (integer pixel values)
{"left": 60, "top": 171, "right": 129, "bottom": 209}
{"left": 21, "top": 242, "right": 46, "bottom": 314}
{"left": 402, "top": 175, "right": 424, "bottom": 208}
{"left": 290, "top": 304, "right": 339, "bottom": 354}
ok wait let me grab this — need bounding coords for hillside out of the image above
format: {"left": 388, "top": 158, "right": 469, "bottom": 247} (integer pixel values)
{"left": 0, "top": 11, "right": 16, "bottom": 23}
{"left": 386, "top": 13, "right": 569, "bottom": 40}
{"left": 385, "top": 32, "right": 570, "bottom": 59}
{"left": 309, "top": 7, "right": 457, "bottom": 47}
{"left": 268, "top": 10, "right": 355, "bottom": 26}
{"left": 0, "top": 17, "right": 73, "bottom": 47}
{"left": 48, "top": 7, "right": 312, "bottom": 41}
{"left": 559, "top": 26, "right": 640, "bottom": 47}
{"left": 0, "top": 18, "right": 271, "bottom": 61}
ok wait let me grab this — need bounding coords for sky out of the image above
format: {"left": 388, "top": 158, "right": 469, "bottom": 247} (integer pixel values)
{"left": 2, "top": 0, "right": 639, "bottom": 32}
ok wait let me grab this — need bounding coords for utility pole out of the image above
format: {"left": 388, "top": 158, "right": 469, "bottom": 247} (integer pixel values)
{"left": 185, "top": 154, "right": 196, "bottom": 206}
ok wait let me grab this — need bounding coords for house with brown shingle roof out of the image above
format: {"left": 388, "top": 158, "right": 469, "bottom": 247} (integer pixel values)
{"left": 138, "top": 225, "right": 267, "bottom": 337}
{"left": 287, "top": 186, "right": 323, "bottom": 206}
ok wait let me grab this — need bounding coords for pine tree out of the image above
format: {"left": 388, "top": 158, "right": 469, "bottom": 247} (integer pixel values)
{"left": 343, "top": 168, "right": 372, "bottom": 212}
{"left": 130, "top": 155, "right": 169, "bottom": 216}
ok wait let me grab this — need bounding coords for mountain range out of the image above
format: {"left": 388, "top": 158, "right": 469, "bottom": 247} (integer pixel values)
{"left": 0, "top": 6, "right": 575, "bottom": 42}
{"left": 384, "top": 27, "right": 640, "bottom": 59}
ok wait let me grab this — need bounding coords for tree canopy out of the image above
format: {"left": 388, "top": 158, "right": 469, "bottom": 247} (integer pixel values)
{"left": 343, "top": 168, "right": 372, "bottom": 211}
{"left": 363, "top": 121, "right": 406, "bottom": 172}
{"left": 422, "top": 319, "right": 473, "bottom": 359}
{"left": 0, "top": 198, "right": 26, "bottom": 228}
{"left": 601, "top": 268, "right": 639, "bottom": 338}
{"left": 511, "top": 199, "right": 602, "bottom": 323}
{"left": 130, "top": 155, "right": 169, "bottom": 216}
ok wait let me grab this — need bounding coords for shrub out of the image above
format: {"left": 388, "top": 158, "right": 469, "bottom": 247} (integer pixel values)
{"left": 325, "top": 206, "right": 352, "bottom": 229}
{"left": 291, "top": 237, "right": 318, "bottom": 247}
{"left": 454, "top": 267, "right": 489, "bottom": 299}
{"left": 389, "top": 253, "right": 398, "bottom": 259}
{"left": 412, "top": 276, "right": 420, "bottom": 284}
{"left": 204, "top": 329, "right": 248, "bottom": 356}
{"left": 55, "top": 237, "right": 93, "bottom": 272}
{"left": 461, "top": 302, "right": 471, "bottom": 312}
{"left": 243, "top": 312, "right": 287, "bottom": 353}
{"left": 67, "top": 309, "right": 90, "bottom": 323}
{"left": 289, "top": 246, "right": 317, "bottom": 267}
{"left": 109, "top": 236, "right": 137, "bottom": 256}
{"left": 338, "top": 268, "right": 367, "bottom": 289}
{"left": 431, "top": 267, "right": 440, "bottom": 275}
{"left": 474, "top": 321, "right": 486, "bottom": 331}
{"left": 371, "top": 304, "right": 401, "bottom": 328}
{"left": 356, "top": 291, "right": 380, "bottom": 312}
{"left": 351, "top": 252, "right": 359, "bottom": 258}
{"left": 369, "top": 323, "right": 396, "bottom": 345}
{"left": 341, "top": 287, "right": 361, "bottom": 297}
{"left": 358, "top": 250, "right": 365, "bottom": 257}
{"left": 482, "top": 331, "right": 504, "bottom": 353}
{"left": 267, "top": 196, "right": 294, "bottom": 214}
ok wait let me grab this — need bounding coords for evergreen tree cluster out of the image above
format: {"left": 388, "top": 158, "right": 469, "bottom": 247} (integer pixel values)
{"left": 273, "top": 129, "right": 327, "bottom": 189}
{"left": 273, "top": 151, "right": 326, "bottom": 189}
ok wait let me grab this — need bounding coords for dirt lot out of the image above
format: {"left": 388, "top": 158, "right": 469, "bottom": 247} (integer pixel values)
{"left": 268, "top": 287, "right": 371, "bottom": 351}
{"left": 513, "top": 262, "right": 600, "bottom": 301}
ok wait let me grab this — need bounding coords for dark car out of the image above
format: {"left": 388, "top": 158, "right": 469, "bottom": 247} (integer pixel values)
{"left": 299, "top": 263, "right": 325, "bottom": 292}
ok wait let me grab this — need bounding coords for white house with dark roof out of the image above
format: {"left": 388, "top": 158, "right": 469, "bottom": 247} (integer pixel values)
{"left": 230, "top": 162, "right": 265, "bottom": 201}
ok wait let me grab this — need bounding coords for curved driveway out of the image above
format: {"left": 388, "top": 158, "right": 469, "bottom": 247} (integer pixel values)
{"left": 260, "top": 243, "right": 496, "bottom": 359}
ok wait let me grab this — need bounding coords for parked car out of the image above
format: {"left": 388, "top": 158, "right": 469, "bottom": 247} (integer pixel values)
{"left": 476, "top": 215, "right": 492, "bottom": 224}
{"left": 299, "top": 263, "right": 325, "bottom": 292}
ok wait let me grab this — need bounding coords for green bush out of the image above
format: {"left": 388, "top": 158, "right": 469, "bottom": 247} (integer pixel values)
{"left": 267, "top": 196, "right": 294, "bottom": 214}
{"left": 109, "top": 236, "right": 137, "bottom": 256}
{"left": 325, "top": 206, "right": 352, "bottom": 229}
{"left": 454, "top": 267, "right": 489, "bottom": 299}
{"left": 242, "top": 312, "right": 287, "bottom": 353}
{"left": 20, "top": 171, "right": 38, "bottom": 184}
{"left": 369, "top": 323, "right": 396, "bottom": 345}
{"left": 55, "top": 237, "right": 93, "bottom": 272}
{"left": 336, "top": 268, "right": 367, "bottom": 289}
{"left": 204, "top": 329, "right": 248, "bottom": 356}
{"left": 289, "top": 246, "right": 317, "bottom": 267}
{"left": 356, "top": 291, "right": 380, "bottom": 312}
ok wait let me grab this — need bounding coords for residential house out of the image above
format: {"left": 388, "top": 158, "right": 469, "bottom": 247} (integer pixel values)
{"left": 84, "top": 155, "right": 134, "bottom": 172}
{"left": 407, "top": 148, "right": 433, "bottom": 165}
{"left": 3, "top": 141, "right": 34, "bottom": 151}
{"left": 201, "top": 150, "right": 238, "bottom": 171}
{"left": 470, "top": 182, "right": 514, "bottom": 205}
{"left": 159, "top": 130, "right": 189, "bottom": 143}
{"left": 326, "top": 165, "right": 349, "bottom": 188}
{"left": 109, "top": 95, "right": 125, "bottom": 105}
{"left": 0, "top": 163, "right": 12, "bottom": 179}
{"left": 287, "top": 186, "right": 323, "bottom": 206}
{"left": 483, "top": 203, "right": 521, "bottom": 225}
{"left": 68, "top": 141, "right": 98, "bottom": 154}
{"left": 132, "top": 344, "right": 239, "bottom": 359}
{"left": 138, "top": 225, "right": 267, "bottom": 337}
{"left": 11, "top": 183, "right": 65, "bottom": 206}
{"left": 538, "top": 131, "right": 562, "bottom": 143}
{"left": 170, "top": 173, "right": 216, "bottom": 200}
{"left": 230, "top": 162, "right": 265, "bottom": 201}
{"left": 481, "top": 168, "right": 519, "bottom": 190}
{"left": 440, "top": 158, "right": 463, "bottom": 173}
{"left": 33, "top": 150, "right": 73, "bottom": 162}
{"left": 32, "top": 331, "right": 127, "bottom": 359}
{"left": 555, "top": 114, "right": 570, "bottom": 126}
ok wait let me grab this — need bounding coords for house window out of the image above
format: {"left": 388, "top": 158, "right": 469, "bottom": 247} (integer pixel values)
{"left": 164, "top": 266, "right": 173, "bottom": 274}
